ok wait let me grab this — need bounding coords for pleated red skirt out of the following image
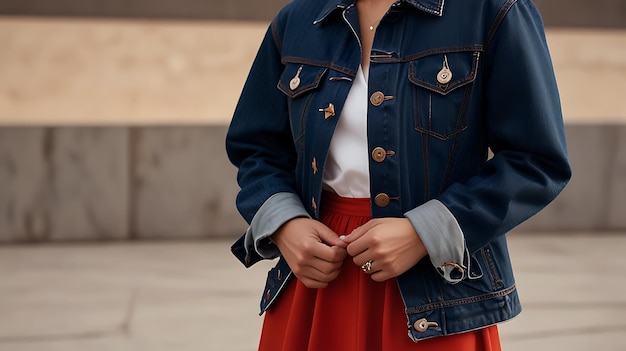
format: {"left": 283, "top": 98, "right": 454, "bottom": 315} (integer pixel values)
{"left": 258, "top": 192, "right": 501, "bottom": 351}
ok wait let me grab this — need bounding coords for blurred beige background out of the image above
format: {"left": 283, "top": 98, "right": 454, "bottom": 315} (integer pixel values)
{"left": 0, "top": 19, "right": 625, "bottom": 125}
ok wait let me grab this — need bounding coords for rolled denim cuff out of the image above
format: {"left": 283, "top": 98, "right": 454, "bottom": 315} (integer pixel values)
{"left": 245, "top": 192, "right": 311, "bottom": 259}
{"left": 404, "top": 199, "right": 467, "bottom": 284}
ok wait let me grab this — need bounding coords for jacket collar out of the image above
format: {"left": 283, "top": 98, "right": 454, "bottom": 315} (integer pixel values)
{"left": 314, "top": 0, "right": 445, "bottom": 24}
{"left": 404, "top": 0, "right": 446, "bottom": 16}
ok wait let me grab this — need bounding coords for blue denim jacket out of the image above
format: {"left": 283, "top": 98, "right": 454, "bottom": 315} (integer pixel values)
{"left": 226, "top": 0, "right": 571, "bottom": 342}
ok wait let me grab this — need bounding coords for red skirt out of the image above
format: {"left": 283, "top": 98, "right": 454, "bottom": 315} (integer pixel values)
{"left": 259, "top": 192, "right": 501, "bottom": 351}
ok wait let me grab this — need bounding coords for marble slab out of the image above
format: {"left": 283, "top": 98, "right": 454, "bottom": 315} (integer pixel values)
{"left": 0, "top": 124, "right": 624, "bottom": 242}
{"left": 0, "top": 128, "right": 51, "bottom": 241}
{"left": 517, "top": 125, "right": 626, "bottom": 232}
{"left": 0, "top": 128, "right": 128, "bottom": 242}
{"left": 131, "top": 126, "right": 245, "bottom": 239}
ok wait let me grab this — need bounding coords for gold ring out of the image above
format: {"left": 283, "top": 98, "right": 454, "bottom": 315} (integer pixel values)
{"left": 361, "top": 260, "right": 373, "bottom": 273}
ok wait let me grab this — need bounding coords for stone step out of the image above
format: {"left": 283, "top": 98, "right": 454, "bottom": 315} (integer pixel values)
{"left": 0, "top": 18, "right": 625, "bottom": 126}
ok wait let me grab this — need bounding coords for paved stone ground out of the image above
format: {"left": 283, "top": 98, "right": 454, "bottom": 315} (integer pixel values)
{"left": 1, "top": 233, "right": 625, "bottom": 351}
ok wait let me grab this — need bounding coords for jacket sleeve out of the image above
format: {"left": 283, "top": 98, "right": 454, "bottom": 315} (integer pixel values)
{"left": 405, "top": 199, "right": 468, "bottom": 284}
{"left": 226, "top": 20, "right": 305, "bottom": 267}
{"left": 436, "top": 0, "right": 571, "bottom": 254}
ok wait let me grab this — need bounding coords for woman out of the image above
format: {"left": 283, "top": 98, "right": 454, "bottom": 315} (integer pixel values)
{"left": 226, "top": 0, "right": 571, "bottom": 349}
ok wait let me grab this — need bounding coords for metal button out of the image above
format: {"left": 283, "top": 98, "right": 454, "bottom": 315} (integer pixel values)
{"left": 312, "top": 197, "right": 317, "bottom": 211}
{"left": 370, "top": 91, "right": 385, "bottom": 106}
{"left": 374, "top": 193, "right": 390, "bottom": 207}
{"left": 277, "top": 269, "right": 282, "bottom": 280}
{"left": 414, "top": 318, "right": 439, "bottom": 332}
{"left": 265, "top": 290, "right": 271, "bottom": 301}
{"left": 372, "top": 147, "right": 387, "bottom": 162}
{"left": 437, "top": 55, "right": 452, "bottom": 84}
{"left": 438, "top": 261, "right": 465, "bottom": 280}
{"left": 437, "top": 69, "right": 452, "bottom": 84}
{"left": 312, "top": 157, "right": 318, "bottom": 174}
{"left": 289, "top": 66, "right": 303, "bottom": 90}
{"left": 440, "top": 261, "right": 464, "bottom": 272}
{"left": 290, "top": 77, "right": 301, "bottom": 90}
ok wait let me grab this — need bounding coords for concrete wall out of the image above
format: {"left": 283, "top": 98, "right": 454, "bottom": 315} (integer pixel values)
{"left": 534, "top": 0, "right": 626, "bottom": 28}
{"left": 516, "top": 124, "right": 626, "bottom": 232}
{"left": 2, "top": 0, "right": 289, "bottom": 21}
{"left": 0, "top": 126, "right": 244, "bottom": 242}
{"left": 1, "top": 0, "right": 625, "bottom": 27}
{"left": 0, "top": 124, "right": 624, "bottom": 242}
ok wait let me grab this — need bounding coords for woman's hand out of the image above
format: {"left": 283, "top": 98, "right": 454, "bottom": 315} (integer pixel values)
{"left": 271, "top": 218, "right": 348, "bottom": 289}
{"left": 342, "top": 218, "right": 427, "bottom": 282}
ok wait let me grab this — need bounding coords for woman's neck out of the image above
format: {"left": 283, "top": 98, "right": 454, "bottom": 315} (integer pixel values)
{"left": 356, "top": 0, "right": 397, "bottom": 70}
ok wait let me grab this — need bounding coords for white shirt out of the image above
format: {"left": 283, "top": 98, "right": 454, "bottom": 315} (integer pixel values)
{"left": 323, "top": 66, "right": 371, "bottom": 198}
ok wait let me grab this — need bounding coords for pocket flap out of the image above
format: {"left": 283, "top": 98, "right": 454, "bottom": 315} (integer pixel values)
{"left": 278, "top": 63, "right": 328, "bottom": 98}
{"left": 409, "top": 51, "right": 480, "bottom": 95}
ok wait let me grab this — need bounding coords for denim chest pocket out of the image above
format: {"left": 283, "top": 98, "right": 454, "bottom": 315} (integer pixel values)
{"left": 409, "top": 51, "right": 481, "bottom": 140}
{"left": 277, "top": 63, "right": 329, "bottom": 147}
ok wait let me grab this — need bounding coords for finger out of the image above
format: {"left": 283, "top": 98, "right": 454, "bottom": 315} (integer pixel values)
{"left": 316, "top": 224, "right": 347, "bottom": 248}
{"left": 340, "top": 223, "right": 369, "bottom": 244}
{"left": 301, "top": 263, "right": 343, "bottom": 284}
{"left": 331, "top": 245, "right": 348, "bottom": 261}
{"left": 341, "top": 219, "right": 377, "bottom": 244}
{"left": 299, "top": 277, "right": 329, "bottom": 289}
{"left": 311, "top": 243, "right": 347, "bottom": 263}
{"left": 346, "top": 236, "right": 371, "bottom": 257}
{"left": 353, "top": 253, "right": 373, "bottom": 268}
{"left": 322, "top": 268, "right": 342, "bottom": 283}
{"left": 308, "top": 258, "right": 343, "bottom": 276}
{"left": 370, "top": 270, "right": 391, "bottom": 282}
{"left": 294, "top": 264, "right": 328, "bottom": 282}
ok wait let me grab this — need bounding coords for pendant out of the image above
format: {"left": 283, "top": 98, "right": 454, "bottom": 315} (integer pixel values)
{"left": 369, "top": 25, "right": 374, "bottom": 31}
